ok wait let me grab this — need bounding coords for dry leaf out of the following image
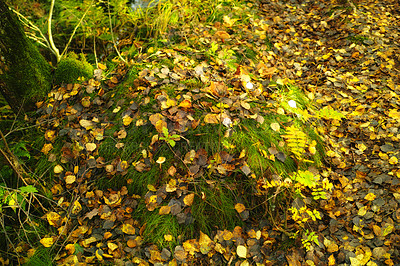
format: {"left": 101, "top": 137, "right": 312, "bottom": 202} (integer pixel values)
{"left": 270, "top": 122, "right": 280, "bottom": 132}
{"left": 183, "top": 193, "right": 195, "bottom": 206}
{"left": 235, "top": 203, "right": 246, "bottom": 213}
{"left": 237, "top": 245, "right": 247, "bottom": 258}
{"left": 122, "top": 224, "right": 135, "bottom": 234}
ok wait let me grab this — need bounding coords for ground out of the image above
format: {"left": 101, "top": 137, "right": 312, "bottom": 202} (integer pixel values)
{"left": 2, "top": 0, "right": 400, "bottom": 265}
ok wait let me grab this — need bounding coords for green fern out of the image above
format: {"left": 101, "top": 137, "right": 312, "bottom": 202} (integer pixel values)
{"left": 282, "top": 125, "right": 308, "bottom": 160}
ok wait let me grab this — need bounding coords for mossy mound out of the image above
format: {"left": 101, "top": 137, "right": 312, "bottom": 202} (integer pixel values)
{"left": 54, "top": 53, "right": 94, "bottom": 85}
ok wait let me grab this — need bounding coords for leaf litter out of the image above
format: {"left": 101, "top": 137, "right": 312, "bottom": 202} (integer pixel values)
{"left": 25, "top": 0, "right": 400, "bottom": 265}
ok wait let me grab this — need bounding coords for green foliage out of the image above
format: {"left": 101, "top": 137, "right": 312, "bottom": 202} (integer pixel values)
{"left": 301, "top": 229, "right": 319, "bottom": 251}
{"left": 24, "top": 246, "right": 53, "bottom": 266}
{"left": 54, "top": 53, "right": 93, "bottom": 84}
{"left": 160, "top": 127, "right": 180, "bottom": 147}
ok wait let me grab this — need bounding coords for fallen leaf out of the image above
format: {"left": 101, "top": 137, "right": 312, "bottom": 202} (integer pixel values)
{"left": 235, "top": 203, "right": 246, "bottom": 213}
{"left": 183, "top": 193, "right": 195, "bottom": 206}
{"left": 40, "top": 237, "right": 54, "bottom": 247}
{"left": 364, "top": 193, "right": 376, "bottom": 201}
{"left": 237, "top": 245, "right": 247, "bottom": 258}
{"left": 270, "top": 122, "right": 280, "bottom": 132}
{"left": 122, "top": 224, "right": 136, "bottom": 234}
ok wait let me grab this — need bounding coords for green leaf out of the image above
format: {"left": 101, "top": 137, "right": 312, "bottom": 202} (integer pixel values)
{"left": 168, "top": 139, "right": 176, "bottom": 147}
{"left": 20, "top": 185, "right": 38, "bottom": 194}
{"left": 74, "top": 243, "right": 84, "bottom": 255}
{"left": 162, "top": 127, "right": 169, "bottom": 137}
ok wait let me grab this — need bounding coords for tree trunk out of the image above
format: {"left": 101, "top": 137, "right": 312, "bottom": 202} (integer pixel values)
{"left": 0, "top": 0, "right": 52, "bottom": 113}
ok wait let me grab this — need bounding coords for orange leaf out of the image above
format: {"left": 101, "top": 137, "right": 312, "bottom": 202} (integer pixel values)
{"left": 159, "top": 205, "right": 171, "bottom": 215}
{"left": 235, "top": 203, "right": 246, "bottom": 213}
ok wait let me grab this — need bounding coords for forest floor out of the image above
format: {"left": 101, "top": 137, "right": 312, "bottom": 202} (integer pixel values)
{"left": 256, "top": 0, "right": 400, "bottom": 265}
{"left": 8, "top": 0, "right": 400, "bottom": 265}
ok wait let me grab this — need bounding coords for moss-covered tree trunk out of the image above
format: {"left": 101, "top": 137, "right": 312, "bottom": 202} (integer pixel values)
{"left": 0, "top": 0, "right": 52, "bottom": 112}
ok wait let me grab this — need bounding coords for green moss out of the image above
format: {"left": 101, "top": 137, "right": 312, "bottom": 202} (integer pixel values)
{"left": 54, "top": 53, "right": 94, "bottom": 85}
{"left": 0, "top": 3, "right": 52, "bottom": 111}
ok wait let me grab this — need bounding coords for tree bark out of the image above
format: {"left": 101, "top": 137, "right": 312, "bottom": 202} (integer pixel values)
{"left": 0, "top": 0, "right": 52, "bottom": 113}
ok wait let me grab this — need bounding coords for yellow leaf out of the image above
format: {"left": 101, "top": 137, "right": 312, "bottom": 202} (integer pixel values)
{"left": 223, "top": 15, "right": 238, "bottom": 27}
{"left": 324, "top": 238, "right": 339, "bottom": 253}
{"left": 270, "top": 122, "right": 280, "bottom": 132}
{"left": 241, "top": 102, "right": 251, "bottom": 110}
{"left": 328, "top": 254, "right": 336, "bottom": 265}
{"left": 113, "top": 106, "right": 121, "bottom": 113}
{"left": 237, "top": 245, "right": 247, "bottom": 258}
{"left": 234, "top": 203, "right": 246, "bottom": 213}
{"left": 204, "top": 113, "right": 219, "bottom": 124}
{"left": 147, "top": 184, "right": 157, "bottom": 192}
{"left": 45, "top": 130, "right": 56, "bottom": 142}
{"left": 72, "top": 200, "right": 82, "bottom": 215}
{"left": 123, "top": 115, "right": 133, "bottom": 126}
{"left": 364, "top": 193, "right": 376, "bottom": 201}
{"left": 107, "top": 242, "right": 118, "bottom": 251}
{"left": 357, "top": 206, "right": 367, "bottom": 216}
{"left": 65, "top": 174, "right": 76, "bottom": 184}
{"left": 389, "top": 156, "right": 398, "bottom": 164}
{"left": 164, "top": 234, "right": 173, "bottom": 241}
{"left": 372, "top": 224, "right": 381, "bottom": 236}
{"left": 184, "top": 193, "right": 195, "bottom": 206}
{"left": 98, "top": 63, "right": 107, "bottom": 70}
{"left": 41, "top": 143, "right": 53, "bottom": 155}
{"left": 79, "top": 119, "right": 94, "bottom": 130}
{"left": 379, "top": 152, "right": 389, "bottom": 160}
{"left": 54, "top": 165, "right": 64, "bottom": 174}
{"left": 183, "top": 239, "right": 199, "bottom": 255}
{"left": 199, "top": 231, "right": 213, "bottom": 254}
{"left": 40, "top": 237, "right": 54, "bottom": 247}
{"left": 95, "top": 249, "right": 103, "bottom": 261}
{"left": 222, "top": 230, "right": 233, "bottom": 241}
{"left": 46, "top": 211, "right": 62, "bottom": 227}
{"left": 65, "top": 243, "right": 75, "bottom": 255}
{"left": 214, "top": 30, "right": 231, "bottom": 40}
{"left": 122, "top": 224, "right": 135, "bottom": 234}
{"left": 155, "top": 120, "right": 168, "bottom": 133}
{"left": 179, "top": 99, "right": 192, "bottom": 109}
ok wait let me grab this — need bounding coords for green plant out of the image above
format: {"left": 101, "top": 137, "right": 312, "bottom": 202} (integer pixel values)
{"left": 0, "top": 184, "right": 37, "bottom": 213}
{"left": 159, "top": 127, "right": 181, "bottom": 147}
{"left": 301, "top": 229, "right": 319, "bottom": 251}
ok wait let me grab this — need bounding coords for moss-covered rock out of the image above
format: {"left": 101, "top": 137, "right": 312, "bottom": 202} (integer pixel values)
{"left": 54, "top": 53, "right": 94, "bottom": 85}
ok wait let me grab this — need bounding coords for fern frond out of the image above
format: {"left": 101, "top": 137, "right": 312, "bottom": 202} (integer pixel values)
{"left": 282, "top": 125, "right": 308, "bottom": 160}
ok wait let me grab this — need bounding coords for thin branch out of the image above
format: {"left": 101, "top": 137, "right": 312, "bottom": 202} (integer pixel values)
{"left": 107, "top": 0, "right": 127, "bottom": 64}
{"left": 61, "top": 0, "right": 95, "bottom": 58}
{"left": 48, "top": 0, "right": 60, "bottom": 62}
